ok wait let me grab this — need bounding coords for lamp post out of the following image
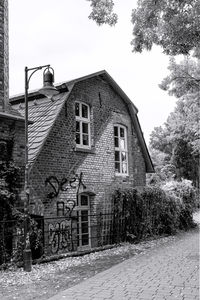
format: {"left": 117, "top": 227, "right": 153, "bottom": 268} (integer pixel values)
{"left": 23, "top": 65, "right": 59, "bottom": 272}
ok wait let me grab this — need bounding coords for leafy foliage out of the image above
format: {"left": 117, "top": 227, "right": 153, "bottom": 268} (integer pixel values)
{"left": 0, "top": 161, "right": 21, "bottom": 265}
{"left": 149, "top": 86, "right": 200, "bottom": 186}
{"left": 160, "top": 57, "right": 200, "bottom": 96}
{"left": 0, "top": 160, "right": 44, "bottom": 266}
{"left": 162, "top": 179, "right": 199, "bottom": 229}
{"left": 131, "top": 0, "right": 200, "bottom": 56}
{"left": 87, "top": 0, "right": 200, "bottom": 56}
{"left": 87, "top": 0, "right": 200, "bottom": 184}
{"left": 11, "top": 217, "right": 44, "bottom": 264}
{"left": 162, "top": 179, "right": 198, "bottom": 208}
{"left": 158, "top": 57, "right": 200, "bottom": 156}
{"left": 87, "top": 0, "right": 118, "bottom": 26}
{"left": 172, "top": 140, "right": 198, "bottom": 181}
{"left": 148, "top": 54, "right": 200, "bottom": 187}
{"left": 112, "top": 183, "right": 197, "bottom": 243}
{"left": 147, "top": 148, "right": 176, "bottom": 185}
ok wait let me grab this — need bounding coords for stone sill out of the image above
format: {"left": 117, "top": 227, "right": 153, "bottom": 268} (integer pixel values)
{"left": 74, "top": 146, "right": 95, "bottom": 154}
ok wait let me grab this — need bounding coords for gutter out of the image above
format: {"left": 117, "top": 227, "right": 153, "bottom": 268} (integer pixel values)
{"left": 0, "top": 111, "right": 33, "bottom": 124}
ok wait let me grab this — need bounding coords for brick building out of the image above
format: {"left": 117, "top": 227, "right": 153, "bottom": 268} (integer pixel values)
{"left": 0, "top": 0, "right": 25, "bottom": 264}
{"left": 10, "top": 70, "right": 154, "bottom": 256}
{"left": 0, "top": 0, "right": 24, "bottom": 174}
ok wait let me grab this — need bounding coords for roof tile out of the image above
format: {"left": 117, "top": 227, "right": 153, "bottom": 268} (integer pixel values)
{"left": 17, "top": 90, "right": 71, "bottom": 165}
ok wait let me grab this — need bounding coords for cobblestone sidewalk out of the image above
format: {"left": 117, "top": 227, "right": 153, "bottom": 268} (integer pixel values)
{"left": 48, "top": 227, "right": 199, "bottom": 300}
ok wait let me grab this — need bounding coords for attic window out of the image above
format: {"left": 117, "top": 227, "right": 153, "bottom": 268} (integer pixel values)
{"left": 75, "top": 102, "right": 91, "bottom": 148}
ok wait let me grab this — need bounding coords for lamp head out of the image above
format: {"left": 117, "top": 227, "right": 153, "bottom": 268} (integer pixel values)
{"left": 38, "top": 67, "right": 59, "bottom": 98}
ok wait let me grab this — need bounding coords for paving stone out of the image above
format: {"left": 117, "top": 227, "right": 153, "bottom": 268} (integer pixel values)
{"left": 48, "top": 227, "right": 199, "bottom": 300}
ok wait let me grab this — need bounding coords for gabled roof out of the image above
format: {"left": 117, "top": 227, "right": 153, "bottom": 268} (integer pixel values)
{"left": 10, "top": 70, "right": 154, "bottom": 172}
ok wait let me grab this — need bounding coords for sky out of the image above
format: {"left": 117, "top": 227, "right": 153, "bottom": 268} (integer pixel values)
{"left": 9, "top": 0, "right": 177, "bottom": 145}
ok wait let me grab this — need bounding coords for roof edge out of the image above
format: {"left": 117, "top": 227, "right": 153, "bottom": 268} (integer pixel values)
{"left": 10, "top": 82, "right": 69, "bottom": 105}
{"left": 0, "top": 111, "right": 25, "bottom": 122}
{"left": 99, "top": 71, "right": 138, "bottom": 114}
{"left": 127, "top": 103, "right": 154, "bottom": 173}
{"left": 9, "top": 70, "right": 138, "bottom": 113}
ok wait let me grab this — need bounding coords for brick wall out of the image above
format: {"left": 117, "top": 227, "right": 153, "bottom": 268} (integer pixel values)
{"left": 0, "top": 117, "right": 25, "bottom": 207}
{"left": 0, "top": 0, "right": 8, "bottom": 112}
{"left": 0, "top": 118, "right": 24, "bottom": 165}
{"left": 0, "top": 0, "right": 25, "bottom": 215}
{"left": 28, "top": 76, "right": 147, "bottom": 253}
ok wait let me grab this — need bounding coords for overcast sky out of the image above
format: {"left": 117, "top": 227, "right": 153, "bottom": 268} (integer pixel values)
{"left": 9, "top": 0, "right": 176, "bottom": 145}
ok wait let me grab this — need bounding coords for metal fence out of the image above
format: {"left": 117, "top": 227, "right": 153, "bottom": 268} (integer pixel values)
{"left": 0, "top": 211, "right": 126, "bottom": 265}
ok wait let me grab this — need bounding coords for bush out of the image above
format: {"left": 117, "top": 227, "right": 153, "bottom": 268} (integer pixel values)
{"left": 162, "top": 179, "right": 198, "bottom": 229}
{"left": 112, "top": 181, "right": 198, "bottom": 243}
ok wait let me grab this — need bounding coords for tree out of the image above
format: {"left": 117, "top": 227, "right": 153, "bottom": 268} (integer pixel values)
{"left": 88, "top": 1, "right": 200, "bottom": 186}
{"left": 166, "top": 95, "right": 199, "bottom": 154}
{"left": 147, "top": 147, "right": 176, "bottom": 185}
{"left": 87, "top": 0, "right": 118, "bottom": 26}
{"left": 149, "top": 95, "right": 200, "bottom": 187}
{"left": 131, "top": 0, "right": 200, "bottom": 56}
{"left": 159, "top": 57, "right": 200, "bottom": 155}
{"left": 159, "top": 57, "right": 200, "bottom": 96}
{"left": 149, "top": 126, "right": 172, "bottom": 155}
{"left": 172, "top": 139, "right": 198, "bottom": 184}
{"left": 88, "top": 0, "right": 200, "bottom": 57}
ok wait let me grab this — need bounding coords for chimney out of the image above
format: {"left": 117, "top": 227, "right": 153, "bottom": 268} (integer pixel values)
{"left": 0, "top": 0, "right": 9, "bottom": 112}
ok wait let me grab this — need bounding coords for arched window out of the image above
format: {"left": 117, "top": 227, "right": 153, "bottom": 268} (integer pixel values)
{"left": 75, "top": 102, "right": 91, "bottom": 148}
{"left": 114, "top": 125, "right": 128, "bottom": 175}
{"left": 76, "top": 194, "right": 91, "bottom": 248}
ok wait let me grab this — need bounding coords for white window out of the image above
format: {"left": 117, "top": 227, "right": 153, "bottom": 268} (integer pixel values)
{"left": 114, "top": 125, "right": 128, "bottom": 175}
{"left": 75, "top": 102, "right": 91, "bottom": 148}
{"left": 77, "top": 194, "right": 91, "bottom": 248}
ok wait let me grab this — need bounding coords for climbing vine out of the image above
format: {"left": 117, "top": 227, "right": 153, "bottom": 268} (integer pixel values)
{"left": 0, "top": 160, "right": 21, "bottom": 265}
{"left": 0, "top": 160, "right": 43, "bottom": 266}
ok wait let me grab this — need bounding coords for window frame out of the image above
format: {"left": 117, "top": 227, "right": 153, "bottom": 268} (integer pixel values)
{"left": 114, "top": 124, "right": 129, "bottom": 176}
{"left": 75, "top": 101, "right": 91, "bottom": 149}
{"left": 76, "top": 194, "right": 91, "bottom": 249}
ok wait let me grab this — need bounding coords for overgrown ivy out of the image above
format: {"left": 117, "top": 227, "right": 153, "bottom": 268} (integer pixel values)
{"left": 0, "top": 160, "right": 21, "bottom": 265}
{"left": 0, "top": 160, "right": 43, "bottom": 267}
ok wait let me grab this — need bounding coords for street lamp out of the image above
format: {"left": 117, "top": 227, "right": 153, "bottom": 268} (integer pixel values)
{"left": 23, "top": 65, "right": 59, "bottom": 272}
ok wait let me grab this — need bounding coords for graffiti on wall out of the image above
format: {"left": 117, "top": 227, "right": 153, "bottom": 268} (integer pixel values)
{"left": 48, "top": 219, "right": 72, "bottom": 254}
{"left": 57, "top": 199, "right": 76, "bottom": 219}
{"left": 45, "top": 172, "right": 86, "bottom": 199}
{"left": 65, "top": 199, "right": 76, "bottom": 218}
{"left": 46, "top": 172, "right": 87, "bottom": 253}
